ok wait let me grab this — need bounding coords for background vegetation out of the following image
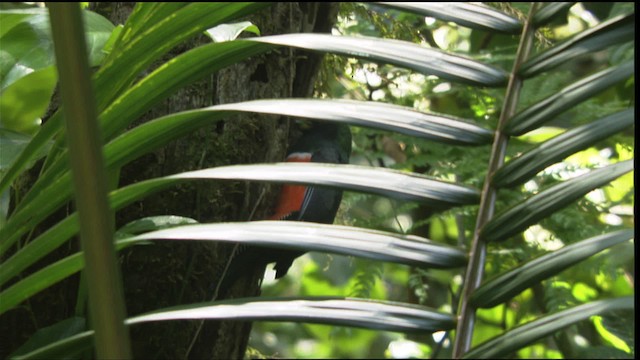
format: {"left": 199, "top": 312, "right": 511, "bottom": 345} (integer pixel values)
{"left": 0, "top": 2, "right": 634, "bottom": 359}
{"left": 250, "top": 3, "right": 634, "bottom": 358}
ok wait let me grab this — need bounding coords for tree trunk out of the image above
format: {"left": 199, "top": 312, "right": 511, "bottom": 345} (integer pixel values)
{"left": 1, "top": 3, "right": 337, "bottom": 359}
{"left": 103, "top": 3, "right": 338, "bottom": 359}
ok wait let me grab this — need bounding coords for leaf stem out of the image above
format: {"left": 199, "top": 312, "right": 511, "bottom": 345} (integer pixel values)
{"left": 452, "top": 2, "right": 541, "bottom": 357}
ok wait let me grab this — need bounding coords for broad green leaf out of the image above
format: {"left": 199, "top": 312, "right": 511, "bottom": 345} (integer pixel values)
{"left": 205, "top": 21, "right": 260, "bottom": 42}
{"left": 0, "top": 40, "right": 273, "bottom": 203}
{"left": 0, "top": 128, "right": 52, "bottom": 171}
{"left": 494, "top": 108, "right": 635, "bottom": 188}
{"left": 128, "top": 221, "right": 468, "bottom": 268}
{"left": 0, "top": 110, "right": 61, "bottom": 198}
{"left": 0, "top": 10, "right": 53, "bottom": 89}
{"left": 0, "top": 3, "right": 271, "bottom": 207}
{"left": 0, "top": 8, "right": 42, "bottom": 38}
{"left": 520, "top": 13, "right": 635, "bottom": 78}
{"left": 377, "top": 2, "right": 522, "bottom": 34}
{"left": 506, "top": 61, "right": 634, "bottom": 136}
{"left": 9, "top": 317, "right": 86, "bottom": 358}
{"left": 251, "top": 34, "right": 510, "bottom": 87}
{"left": 482, "top": 159, "right": 634, "bottom": 242}
{"left": 15, "top": 297, "right": 455, "bottom": 359}
{"left": 532, "top": 2, "right": 576, "bottom": 27}
{"left": 463, "top": 296, "right": 634, "bottom": 358}
{"left": 470, "top": 230, "right": 634, "bottom": 308}
{"left": 0, "top": 8, "right": 114, "bottom": 89}
{"left": 0, "top": 65, "right": 57, "bottom": 134}
{"left": 92, "top": 2, "right": 271, "bottom": 111}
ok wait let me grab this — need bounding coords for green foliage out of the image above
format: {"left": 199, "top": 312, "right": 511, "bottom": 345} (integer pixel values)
{"left": 256, "top": 2, "right": 634, "bottom": 358}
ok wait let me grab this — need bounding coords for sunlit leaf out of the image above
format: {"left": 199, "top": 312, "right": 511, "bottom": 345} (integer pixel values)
{"left": 520, "top": 13, "right": 634, "bottom": 77}
{"left": 0, "top": 65, "right": 57, "bottom": 134}
{"left": 251, "top": 34, "right": 509, "bottom": 87}
{"left": 507, "top": 61, "right": 634, "bottom": 135}
{"left": 470, "top": 230, "right": 634, "bottom": 308}
{"left": 482, "top": 160, "right": 633, "bottom": 242}
{"left": 495, "top": 108, "right": 635, "bottom": 187}
{"left": 128, "top": 221, "right": 468, "bottom": 268}
{"left": 15, "top": 297, "right": 455, "bottom": 359}
{"left": 463, "top": 296, "right": 634, "bottom": 358}
{"left": 205, "top": 21, "right": 260, "bottom": 42}
{"left": 0, "top": 7, "right": 114, "bottom": 89}
{"left": 532, "top": 2, "right": 576, "bottom": 27}
{"left": 377, "top": 2, "right": 522, "bottom": 33}
{"left": 164, "top": 164, "right": 480, "bottom": 208}
{"left": 114, "top": 215, "right": 198, "bottom": 239}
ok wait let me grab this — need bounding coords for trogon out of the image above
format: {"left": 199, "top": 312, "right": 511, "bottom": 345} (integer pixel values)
{"left": 216, "top": 122, "right": 352, "bottom": 295}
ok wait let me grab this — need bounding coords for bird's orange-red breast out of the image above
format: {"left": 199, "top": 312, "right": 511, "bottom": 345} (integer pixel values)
{"left": 269, "top": 152, "right": 312, "bottom": 220}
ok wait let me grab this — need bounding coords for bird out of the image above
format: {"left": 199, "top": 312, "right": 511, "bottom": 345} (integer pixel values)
{"left": 215, "top": 121, "right": 352, "bottom": 296}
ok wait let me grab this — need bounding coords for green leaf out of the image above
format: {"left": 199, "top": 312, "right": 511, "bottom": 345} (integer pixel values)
{"left": 12, "top": 330, "right": 94, "bottom": 360}
{"left": 1, "top": 98, "right": 486, "bottom": 252}
{"left": 376, "top": 2, "right": 522, "bottom": 34}
{"left": 128, "top": 297, "right": 456, "bottom": 332}
{"left": 0, "top": 162, "right": 477, "bottom": 285}
{"left": 0, "top": 9, "right": 53, "bottom": 89}
{"left": 91, "top": 2, "right": 271, "bottom": 111}
{"left": 0, "top": 40, "right": 273, "bottom": 208}
{"left": 205, "top": 21, "right": 260, "bottom": 42}
{"left": 0, "top": 8, "right": 114, "bottom": 89}
{"left": 463, "top": 296, "right": 634, "bottom": 359}
{"left": 128, "top": 221, "right": 468, "bottom": 268}
{"left": 506, "top": 61, "right": 635, "bottom": 136}
{"left": 1, "top": 250, "right": 85, "bottom": 315}
{"left": 114, "top": 215, "right": 198, "bottom": 239}
{"left": 0, "top": 65, "right": 57, "bottom": 134}
{"left": 482, "top": 159, "right": 634, "bottom": 242}
{"left": 9, "top": 317, "right": 86, "bottom": 358}
{"left": 532, "top": 2, "right": 576, "bottom": 27}
{"left": 470, "top": 230, "right": 634, "bottom": 308}
{"left": 251, "top": 34, "right": 510, "bottom": 87}
{"left": 0, "top": 128, "right": 52, "bottom": 172}
{"left": 0, "top": 214, "right": 78, "bottom": 287}
{"left": 15, "top": 297, "right": 455, "bottom": 359}
{"left": 0, "top": 3, "right": 271, "bottom": 209}
{"left": 520, "top": 13, "right": 635, "bottom": 78}
{"left": 0, "top": 219, "right": 467, "bottom": 314}
{"left": 215, "top": 99, "right": 494, "bottom": 145}
{"left": 163, "top": 164, "right": 480, "bottom": 209}
{"left": 108, "top": 3, "right": 189, "bottom": 51}
{"left": 494, "top": 108, "right": 635, "bottom": 188}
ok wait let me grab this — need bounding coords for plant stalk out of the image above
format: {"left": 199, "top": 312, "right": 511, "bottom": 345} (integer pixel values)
{"left": 451, "top": 3, "right": 540, "bottom": 357}
{"left": 48, "top": 3, "right": 132, "bottom": 358}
